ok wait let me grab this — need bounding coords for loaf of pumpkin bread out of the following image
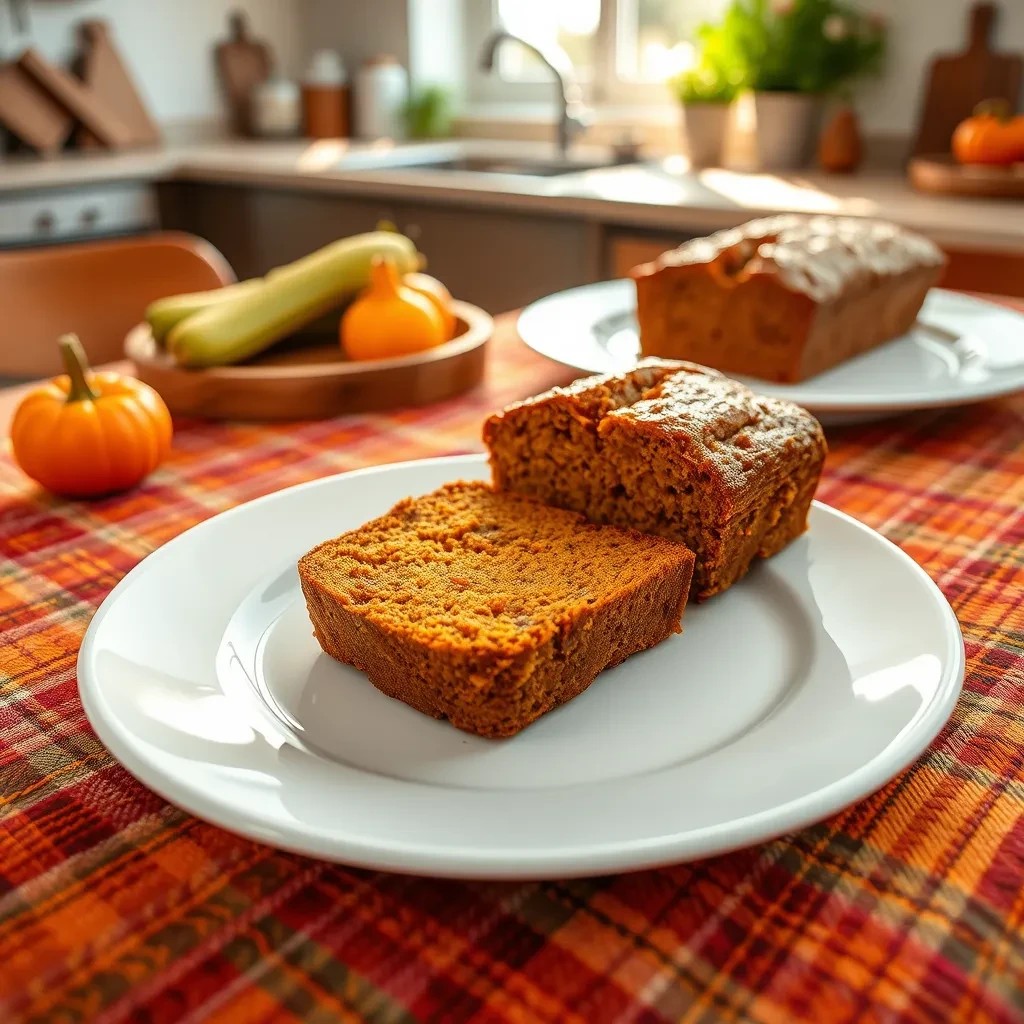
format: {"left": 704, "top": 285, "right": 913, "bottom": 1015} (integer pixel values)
{"left": 298, "top": 481, "right": 695, "bottom": 738}
{"left": 484, "top": 360, "right": 826, "bottom": 600}
{"left": 632, "top": 215, "right": 946, "bottom": 383}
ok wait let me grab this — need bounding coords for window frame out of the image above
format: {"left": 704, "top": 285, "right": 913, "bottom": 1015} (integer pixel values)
{"left": 461, "top": 0, "right": 683, "bottom": 109}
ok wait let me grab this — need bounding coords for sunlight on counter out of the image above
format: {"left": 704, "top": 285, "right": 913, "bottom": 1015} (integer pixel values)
{"left": 697, "top": 168, "right": 879, "bottom": 215}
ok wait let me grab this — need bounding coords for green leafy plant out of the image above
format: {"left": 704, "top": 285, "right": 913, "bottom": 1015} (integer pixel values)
{"left": 692, "top": 0, "right": 886, "bottom": 97}
{"left": 671, "top": 63, "right": 736, "bottom": 105}
{"left": 671, "top": 20, "right": 740, "bottom": 104}
{"left": 403, "top": 85, "right": 453, "bottom": 140}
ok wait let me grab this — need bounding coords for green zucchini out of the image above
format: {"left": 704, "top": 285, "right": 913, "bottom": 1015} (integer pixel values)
{"left": 167, "top": 231, "right": 419, "bottom": 368}
{"left": 145, "top": 279, "right": 264, "bottom": 343}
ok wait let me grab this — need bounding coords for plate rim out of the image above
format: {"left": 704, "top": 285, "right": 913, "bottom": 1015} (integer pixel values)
{"left": 516, "top": 281, "right": 1024, "bottom": 414}
{"left": 78, "top": 454, "right": 966, "bottom": 878}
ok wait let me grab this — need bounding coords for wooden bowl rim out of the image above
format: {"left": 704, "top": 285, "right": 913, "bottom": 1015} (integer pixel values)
{"left": 909, "top": 154, "right": 1024, "bottom": 178}
{"left": 125, "top": 299, "right": 494, "bottom": 380}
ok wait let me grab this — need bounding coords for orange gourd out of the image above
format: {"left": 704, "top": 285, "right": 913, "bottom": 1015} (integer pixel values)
{"left": 818, "top": 105, "right": 863, "bottom": 173}
{"left": 10, "top": 334, "right": 173, "bottom": 498}
{"left": 404, "top": 272, "right": 456, "bottom": 339}
{"left": 952, "top": 100, "right": 1024, "bottom": 167}
{"left": 341, "top": 256, "right": 446, "bottom": 361}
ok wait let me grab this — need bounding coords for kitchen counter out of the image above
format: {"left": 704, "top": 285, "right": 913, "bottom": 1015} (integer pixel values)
{"left": 3, "top": 138, "right": 1023, "bottom": 253}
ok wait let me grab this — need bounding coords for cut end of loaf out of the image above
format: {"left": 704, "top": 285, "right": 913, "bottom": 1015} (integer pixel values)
{"left": 484, "top": 362, "right": 826, "bottom": 599}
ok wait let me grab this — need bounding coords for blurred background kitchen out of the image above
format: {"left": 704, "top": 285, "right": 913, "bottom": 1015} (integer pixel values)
{"left": 0, "top": 0, "right": 1021, "bottom": 325}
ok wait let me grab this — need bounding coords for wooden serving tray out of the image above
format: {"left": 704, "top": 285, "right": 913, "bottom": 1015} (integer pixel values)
{"left": 909, "top": 154, "right": 1024, "bottom": 199}
{"left": 126, "top": 300, "right": 492, "bottom": 421}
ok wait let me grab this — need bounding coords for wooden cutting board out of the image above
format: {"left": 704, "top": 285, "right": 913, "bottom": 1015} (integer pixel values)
{"left": 0, "top": 60, "right": 73, "bottom": 154}
{"left": 76, "top": 20, "right": 160, "bottom": 149}
{"left": 215, "top": 11, "right": 272, "bottom": 137}
{"left": 18, "top": 47, "right": 134, "bottom": 149}
{"left": 911, "top": 2, "right": 1023, "bottom": 157}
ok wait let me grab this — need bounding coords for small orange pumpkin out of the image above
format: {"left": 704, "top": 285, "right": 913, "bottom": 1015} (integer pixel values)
{"left": 952, "top": 99, "right": 1024, "bottom": 167}
{"left": 10, "top": 334, "right": 173, "bottom": 498}
{"left": 341, "top": 256, "right": 446, "bottom": 361}
{"left": 404, "top": 272, "right": 457, "bottom": 339}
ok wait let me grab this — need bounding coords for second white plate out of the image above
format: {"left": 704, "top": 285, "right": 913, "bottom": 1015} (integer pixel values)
{"left": 517, "top": 282, "right": 1024, "bottom": 424}
{"left": 78, "top": 455, "right": 964, "bottom": 879}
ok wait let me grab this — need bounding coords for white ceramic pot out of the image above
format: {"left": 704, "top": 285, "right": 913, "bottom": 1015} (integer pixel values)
{"left": 355, "top": 55, "right": 409, "bottom": 140}
{"left": 679, "top": 102, "right": 730, "bottom": 168}
{"left": 251, "top": 78, "right": 302, "bottom": 138}
{"left": 724, "top": 91, "right": 822, "bottom": 172}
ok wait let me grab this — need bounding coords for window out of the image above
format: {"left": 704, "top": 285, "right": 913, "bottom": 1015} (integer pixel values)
{"left": 492, "top": 0, "right": 601, "bottom": 83}
{"left": 465, "top": 0, "right": 728, "bottom": 105}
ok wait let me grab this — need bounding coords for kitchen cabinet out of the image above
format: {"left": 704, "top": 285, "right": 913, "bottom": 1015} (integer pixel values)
{"left": 938, "top": 247, "right": 1024, "bottom": 299}
{"left": 604, "top": 231, "right": 687, "bottom": 279}
{"left": 159, "top": 183, "right": 597, "bottom": 312}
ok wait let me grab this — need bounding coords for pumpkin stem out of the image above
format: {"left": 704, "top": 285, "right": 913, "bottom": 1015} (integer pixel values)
{"left": 974, "top": 98, "right": 1012, "bottom": 122}
{"left": 368, "top": 254, "right": 402, "bottom": 295}
{"left": 59, "top": 334, "right": 98, "bottom": 403}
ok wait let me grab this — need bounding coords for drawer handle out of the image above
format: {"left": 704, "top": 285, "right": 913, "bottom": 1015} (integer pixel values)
{"left": 34, "top": 211, "right": 55, "bottom": 234}
{"left": 80, "top": 206, "right": 101, "bottom": 227}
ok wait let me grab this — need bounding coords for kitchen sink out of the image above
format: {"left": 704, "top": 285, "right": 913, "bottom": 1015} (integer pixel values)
{"left": 383, "top": 155, "right": 609, "bottom": 177}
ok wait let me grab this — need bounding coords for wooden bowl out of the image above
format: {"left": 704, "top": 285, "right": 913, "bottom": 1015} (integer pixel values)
{"left": 908, "top": 154, "right": 1024, "bottom": 199}
{"left": 126, "top": 300, "right": 493, "bottom": 421}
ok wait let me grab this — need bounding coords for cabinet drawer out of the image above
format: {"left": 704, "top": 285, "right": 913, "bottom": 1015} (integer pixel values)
{"left": 0, "top": 183, "right": 158, "bottom": 246}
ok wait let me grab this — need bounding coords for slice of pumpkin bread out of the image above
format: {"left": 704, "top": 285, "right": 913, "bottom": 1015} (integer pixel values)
{"left": 484, "top": 359, "right": 826, "bottom": 599}
{"left": 298, "top": 481, "right": 695, "bottom": 738}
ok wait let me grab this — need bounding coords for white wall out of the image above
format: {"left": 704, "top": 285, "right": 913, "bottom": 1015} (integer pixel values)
{"left": 300, "top": 0, "right": 410, "bottom": 75}
{"left": 858, "top": 0, "right": 1024, "bottom": 135}
{"left": 0, "top": 0, "right": 304, "bottom": 127}
{"left": 1, "top": 0, "right": 1019, "bottom": 137}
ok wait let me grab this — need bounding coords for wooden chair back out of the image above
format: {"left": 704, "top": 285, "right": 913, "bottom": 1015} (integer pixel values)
{"left": 0, "top": 231, "right": 234, "bottom": 378}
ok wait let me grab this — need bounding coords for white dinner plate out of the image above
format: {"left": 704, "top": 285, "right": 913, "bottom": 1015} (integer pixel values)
{"left": 79, "top": 455, "right": 964, "bottom": 879}
{"left": 517, "top": 282, "right": 1024, "bottom": 424}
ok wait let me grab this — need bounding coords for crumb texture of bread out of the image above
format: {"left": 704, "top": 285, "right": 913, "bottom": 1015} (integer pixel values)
{"left": 631, "top": 215, "right": 947, "bottom": 383}
{"left": 298, "top": 482, "right": 695, "bottom": 738}
{"left": 484, "top": 360, "right": 826, "bottom": 599}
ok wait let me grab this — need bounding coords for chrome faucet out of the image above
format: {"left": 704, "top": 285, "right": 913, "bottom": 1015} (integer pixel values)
{"left": 479, "top": 30, "right": 589, "bottom": 159}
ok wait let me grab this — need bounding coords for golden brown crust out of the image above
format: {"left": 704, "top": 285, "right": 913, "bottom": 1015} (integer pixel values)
{"left": 484, "top": 361, "right": 826, "bottom": 599}
{"left": 298, "top": 482, "right": 695, "bottom": 738}
{"left": 631, "top": 215, "right": 947, "bottom": 383}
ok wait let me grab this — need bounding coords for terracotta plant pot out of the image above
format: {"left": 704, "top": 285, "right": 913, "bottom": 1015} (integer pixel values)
{"left": 724, "top": 91, "right": 822, "bottom": 171}
{"left": 679, "top": 102, "right": 730, "bottom": 168}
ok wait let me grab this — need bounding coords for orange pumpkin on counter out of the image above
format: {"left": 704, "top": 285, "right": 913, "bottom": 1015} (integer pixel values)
{"left": 10, "top": 334, "right": 173, "bottom": 498}
{"left": 952, "top": 100, "right": 1024, "bottom": 167}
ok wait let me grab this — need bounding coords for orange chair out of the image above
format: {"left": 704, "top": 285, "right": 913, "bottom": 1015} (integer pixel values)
{"left": 0, "top": 232, "right": 235, "bottom": 380}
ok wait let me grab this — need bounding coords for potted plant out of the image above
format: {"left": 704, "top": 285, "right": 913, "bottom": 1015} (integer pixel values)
{"left": 671, "top": 48, "right": 737, "bottom": 168}
{"left": 700, "top": 0, "right": 885, "bottom": 171}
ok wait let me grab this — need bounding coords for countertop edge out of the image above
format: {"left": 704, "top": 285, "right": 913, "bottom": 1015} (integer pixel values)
{"left": 3, "top": 142, "right": 1024, "bottom": 253}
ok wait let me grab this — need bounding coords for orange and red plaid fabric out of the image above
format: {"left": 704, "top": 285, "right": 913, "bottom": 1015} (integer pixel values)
{"left": 1, "top": 314, "right": 1023, "bottom": 1024}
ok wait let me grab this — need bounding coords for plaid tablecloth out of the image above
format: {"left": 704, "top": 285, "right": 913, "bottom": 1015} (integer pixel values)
{"left": 1, "top": 311, "right": 1022, "bottom": 1024}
